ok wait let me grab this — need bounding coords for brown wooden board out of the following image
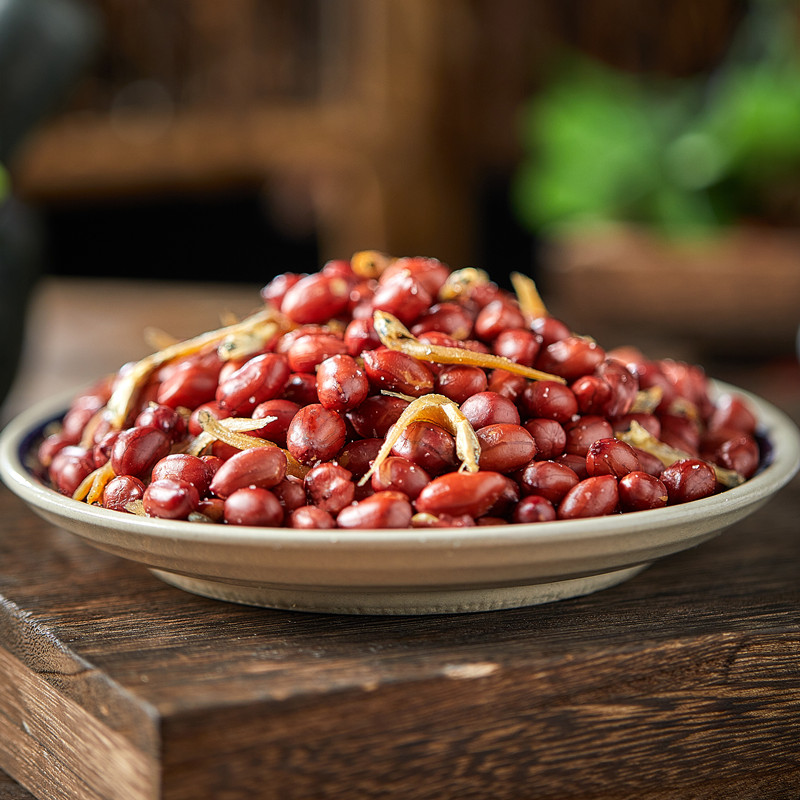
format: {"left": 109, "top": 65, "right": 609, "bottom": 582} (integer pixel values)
{"left": 1, "top": 473, "right": 798, "bottom": 800}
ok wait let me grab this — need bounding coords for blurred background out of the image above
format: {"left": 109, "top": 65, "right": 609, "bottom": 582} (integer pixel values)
{"left": 2, "top": 0, "right": 800, "bottom": 413}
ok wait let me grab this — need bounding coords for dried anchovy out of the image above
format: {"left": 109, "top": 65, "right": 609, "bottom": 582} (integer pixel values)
{"left": 359, "top": 393, "right": 482, "bottom": 486}
{"left": 372, "top": 310, "right": 566, "bottom": 384}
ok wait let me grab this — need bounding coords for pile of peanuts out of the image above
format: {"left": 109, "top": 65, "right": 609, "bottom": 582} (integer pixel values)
{"left": 38, "top": 252, "right": 762, "bottom": 529}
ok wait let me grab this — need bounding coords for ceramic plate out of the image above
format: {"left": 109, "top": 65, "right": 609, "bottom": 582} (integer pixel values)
{"left": 1, "top": 382, "right": 798, "bottom": 615}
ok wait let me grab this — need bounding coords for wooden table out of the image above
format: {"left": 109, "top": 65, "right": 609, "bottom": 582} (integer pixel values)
{"left": 1, "top": 279, "right": 799, "bottom": 800}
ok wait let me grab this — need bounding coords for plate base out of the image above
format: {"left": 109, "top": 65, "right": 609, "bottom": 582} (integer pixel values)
{"left": 151, "top": 564, "right": 651, "bottom": 615}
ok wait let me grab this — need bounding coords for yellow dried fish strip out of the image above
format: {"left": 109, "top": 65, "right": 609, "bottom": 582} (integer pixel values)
{"left": 359, "top": 393, "right": 481, "bottom": 486}
{"left": 373, "top": 310, "right": 566, "bottom": 384}
{"left": 510, "top": 272, "right": 549, "bottom": 319}
{"left": 438, "top": 267, "right": 490, "bottom": 301}
{"left": 190, "top": 410, "right": 308, "bottom": 478}
{"left": 104, "top": 307, "right": 283, "bottom": 430}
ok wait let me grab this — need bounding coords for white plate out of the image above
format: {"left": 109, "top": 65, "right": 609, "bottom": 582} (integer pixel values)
{"left": 1, "top": 382, "right": 798, "bottom": 615}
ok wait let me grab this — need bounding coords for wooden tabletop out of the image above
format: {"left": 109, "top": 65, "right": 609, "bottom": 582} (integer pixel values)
{"left": 1, "top": 278, "right": 799, "bottom": 800}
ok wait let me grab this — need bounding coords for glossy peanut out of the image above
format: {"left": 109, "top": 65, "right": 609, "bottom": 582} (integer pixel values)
{"left": 460, "top": 391, "right": 520, "bottom": 428}
{"left": 618, "top": 472, "right": 668, "bottom": 511}
{"left": 209, "top": 447, "right": 287, "bottom": 498}
{"left": 585, "top": 438, "right": 640, "bottom": 479}
{"left": 223, "top": 487, "right": 284, "bottom": 526}
{"left": 143, "top": 478, "right": 200, "bottom": 520}
{"left": 304, "top": 463, "right": 355, "bottom": 514}
{"left": 361, "top": 348, "right": 434, "bottom": 397}
{"left": 476, "top": 423, "right": 537, "bottom": 473}
{"left": 216, "top": 353, "right": 290, "bottom": 415}
{"left": 415, "top": 471, "right": 509, "bottom": 518}
{"left": 316, "top": 354, "right": 369, "bottom": 412}
{"left": 336, "top": 490, "right": 414, "bottom": 529}
{"left": 286, "top": 404, "right": 347, "bottom": 465}
{"left": 102, "top": 475, "right": 146, "bottom": 512}
{"left": 660, "top": 459, "right": 716, "bottom": 504}
{"left": 110, "top": 426, "right": 171, "bottom": 479}
{"left": 557, "top": 475, "right": 619, "bottom": 519}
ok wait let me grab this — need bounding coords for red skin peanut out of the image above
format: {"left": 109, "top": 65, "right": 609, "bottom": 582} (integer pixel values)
{"left": 415, "top": 471, "right": 509, "bottom": 518}
{"left": 713, "top": 434, "right": 760, "bottom": 479}
{"left": 411, "top": 302, "right": 474, "bottom": 340}
{"left": 595, "top": 359, "right": 639, "bottom": 417}
{"left": 618, "top": 472, "right": 668, "bottom": 512}
{"left": 660, "top": 459, "right": 717, "bottom": 504}
{"left": 521, "top": 381, "right": 578, "bottom": 423}
{"left": 370, "top": 456, "right": 431, "bottom": 500}
{"left": 585, "top": 438, "right": 641, "bottom": 479}
{"left": 564, "top": 416, "right": 614, "bottom": 457}
{"left": 286, "top": 404, "right": 347, "bottom": 465}
{"left": 271, "top": 476, "right": 307, "bottom": 513}
{"left": 287, "top": 334, "right": 348, "bottom": 374}
{"left": 102, "top": 475, "right": 146, "bottom": 512}
{"left": 38, "top": 433, "right": 72, "bottom": 468}
{"left": 344, "top": 318, "right": 381, "bottom": 357}
{"left": 631, "top": 447, "right": 665, "bottom": 478}
{"left": 492, "top": 329, "right": 542, "bottom": 367}
{"left": 282, "top": 373, "right": 319, "bottom": 406}
{"left": 571, "top": 375, "right": 613, "bottom": 415}
{"left": 519, "top": 460, "right": 580, "bottom": 504}
{"left": 251, "top": 399, "right": 301, "bottom": 446}
{"left": 316, "top": 354, "right": 369, "bottom": 412}
{"left": 361, "top": 348, "right": 435, "bottom": 397}
{"left": 49, "top": 447, "right": 96, "bottom": 496}
{"left": 523, "top": 418, "right": 566, "bottom": 460}
{"left": 380, "top": 256, "right": 450, "bottom": 296}
{"left": 152, "top": 453, "right": 214, "bottom": 496}
{"left": 337, "top": 491, "right": 414, "bottom": 529}
{"left": 209, "top": 447, "right": 288, "bottom": 498}
{"left": 280, "top": 272, "right": 350, "bottom": 324}
{"left": 536, "top": 336, "right": 606, "bottom": 381}
{"left": 513, "top": 495, "right": 557, "bottom": 524}
{"left": 487, "top": 369, "right": 528, "bottom": 403}
{"left": 390, "top": 421, "right": 458, "bottom": 474}
{"left": 261, "top": 272, "right": 302, "bottom": 307}
{"left": 289, "top": 505, "right": 337, "bottom": 529}
{"left": 476, "top": 423, "right": 537, "bottom": 473}
{"left": 371, "top": 271, "right": 432, "bottom": 326}
{"left": 708, "top": 394, "right": 758, "bottom": 435}
{"left": 460, "top": 391, "right": 520, "bottom": 428}
{"left": 92, "top": 431, "right": 120, "bottom": 468}
{"left": 556, "top": 453, "right": 589, "bottom": 480}
{"left": 530, "top": 315, "right": 571, "bottom": 347}
{"left": 557, "top": 475, "right": 619, "bottom": 520}
{"left": 347, "top": 395, "right": 409, "bottom": 439}
{"left": 110, "top": 426, "right": 171, "bottom": 479}
{"left": 143, "top": 478, "right": 200, "bottom": 520}
{"left": 304, "top": 463, "right": 355, "bottom": 514}
{"left": 474, "top": 300, "right": 525, "bottom": 341}
{"left": 216, "top": 353, "right": 290, "bottom": 415}
{"left": 223, "top": 487, "right": 284, "bottom": 526}
{"left": 338, "top": 438, "right": 384, "bottom": 478}
{"left": 135, "top": 403, "right": 187, "bottom": 443}
{"left": 156, "top": 360, "right": 220, "bottom": 410}
{"left": 435, "top": 365, "right": 488, "bottom": 405}
{"left": 612, "top": 413, "right": 661, "bottom": 440}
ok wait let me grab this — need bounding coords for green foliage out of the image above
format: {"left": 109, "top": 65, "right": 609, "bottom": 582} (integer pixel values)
{"left": 513, "top": 1, "right": 800, "bottom": 237}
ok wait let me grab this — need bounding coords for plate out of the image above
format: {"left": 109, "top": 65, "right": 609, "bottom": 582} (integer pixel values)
{"left": 1, "top": 382, "right": 798, "bottom": 615}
